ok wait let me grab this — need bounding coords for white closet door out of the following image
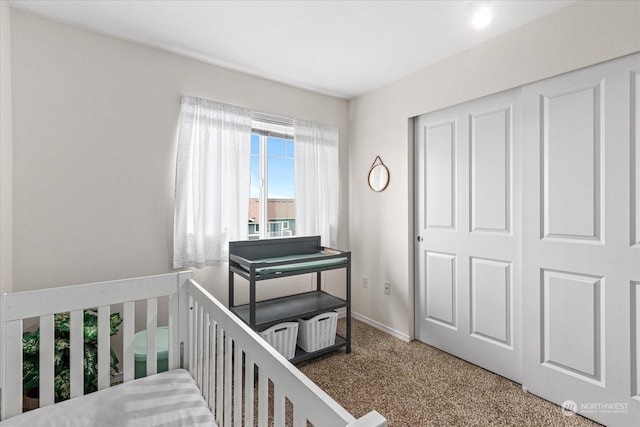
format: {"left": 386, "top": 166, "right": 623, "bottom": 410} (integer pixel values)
{"left": 522, "top": 53, "right": 640, "bottom": 426}
{"left": 414, "top": 89, "right": 522, "bottom": 382}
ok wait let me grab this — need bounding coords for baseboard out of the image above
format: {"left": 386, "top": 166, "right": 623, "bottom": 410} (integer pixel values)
{"left": 351, "top": 312, "right": 411, "bottom": 343}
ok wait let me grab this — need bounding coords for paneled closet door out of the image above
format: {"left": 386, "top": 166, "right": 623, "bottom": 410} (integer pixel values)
{"left": 522, "top": 53, "right": 640, "bottom": 426}
{"left": 414, "top": 88, "right": 522, "bottom": 382}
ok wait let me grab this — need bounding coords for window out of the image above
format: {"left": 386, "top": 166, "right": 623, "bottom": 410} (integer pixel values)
{"left": 174, "top": 95, "right": 338, "bottom": 267}
{"left": 249, "top": 118, "right": 296, "bottom": 239}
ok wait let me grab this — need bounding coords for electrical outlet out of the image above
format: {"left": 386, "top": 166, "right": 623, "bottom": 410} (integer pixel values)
{"left": 384, "top": 281, "right": 391, "bottom": 295}
{"left": 362, "top": 275, "right": 368, "bottom": 288}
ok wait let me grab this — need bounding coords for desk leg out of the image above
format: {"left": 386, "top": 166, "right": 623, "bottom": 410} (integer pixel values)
{"left": 229, "top": 270, "right": 234, "bottom": 308}
{"left": 346, "top": 263, "right": 351, "bottom": 354}
{"left": 250, "top": 272, "right": 256, "bottom": 328}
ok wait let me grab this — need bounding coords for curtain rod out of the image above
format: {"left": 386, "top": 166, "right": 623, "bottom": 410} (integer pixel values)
{"left": 251, "top": 111, "right": 295, "bottom": 127}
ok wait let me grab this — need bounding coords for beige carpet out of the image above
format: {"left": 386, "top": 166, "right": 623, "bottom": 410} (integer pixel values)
{"left": 298, "top": 319, "right": 598, "bottom": 427}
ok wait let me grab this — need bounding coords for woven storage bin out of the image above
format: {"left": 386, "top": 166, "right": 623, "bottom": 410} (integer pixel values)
{"left": 259, "top": 322, "right": 299, "bottom": 360}
{"left": 297, "top": 312, "right": 338, "bottom": 352}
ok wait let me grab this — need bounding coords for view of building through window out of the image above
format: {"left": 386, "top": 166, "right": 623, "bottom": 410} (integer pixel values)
{"left": 249, "top": 133, "right": 295, "bottom": 239}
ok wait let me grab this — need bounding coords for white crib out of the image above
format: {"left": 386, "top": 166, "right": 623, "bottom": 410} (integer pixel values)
{"left": 0, "top": 272, "right": 386, "bottom": 426}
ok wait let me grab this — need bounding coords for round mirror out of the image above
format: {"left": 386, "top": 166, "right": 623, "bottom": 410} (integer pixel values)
{"left": 368, "top": 163, "right": 390, "bottom": 192}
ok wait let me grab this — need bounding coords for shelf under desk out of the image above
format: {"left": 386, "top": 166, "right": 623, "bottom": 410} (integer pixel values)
{"left": 230, "top": 290, "right": 346, "bottom": 331}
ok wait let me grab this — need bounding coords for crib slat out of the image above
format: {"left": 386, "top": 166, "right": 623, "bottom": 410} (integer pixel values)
{"left": 200, "top": 307, "right": 206, "bottom": 389}
{"left": 233, "top": 344, "right": 242, "bottom": 427}
{"left": 146, "top": 298, "right": 157, "bottom": 376}
{"left": 224, "top": 334, "right": 232, "bottom": 427}
{"left": 293, "top": 408, "right": 306, "bottom": 427}
{"left": 197, "top": 304, "right": 204, "bottom": 388}
{"left": 187, "top": 294, "right": 193, "bottom": 372}
{"left": 39, "top": 314, "right": 55, "bottom": 407}
{"left": 97, "top": 306, "right": 110, "bottom": 390}
{"left": 202, "top": 312, "right": 210, "bottom": 405}
{"left": 208, "top": 320, "right": 217, "bottom": 412}
{"left": 192, "top": 300, "right": 200, "bottom": 382}
{"left": 189, "top": 300, "right": 198, "bottom": 375}
{"left": 244, "top": 357, "right": 255, "bottom": 426}
{"left": 216, "top": 325, "right": 224, "bottom": 424}
{"left": 168, "top": 292, "right": 179, "bottom": 369}
{"left": 274, "top": 384, "right": 285, "bottom": 426}
{"left": 69, "top": 310, "right": 84, "bottom": 398}
{"left": 122, "top": 301, "right": 135, "bottom": 383}
{"left": 258, "top": 367, "right": 268, "bottom": 427}
{"left": 4, "top": 320, "right": 23, "bottom": 418}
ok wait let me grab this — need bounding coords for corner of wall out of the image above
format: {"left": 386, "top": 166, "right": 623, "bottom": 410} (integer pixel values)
{"left": 406, "top": 116, "right": 416, "bottom": 340}
{"left": 0, "top": 1, "right": 13, "bottom": 294}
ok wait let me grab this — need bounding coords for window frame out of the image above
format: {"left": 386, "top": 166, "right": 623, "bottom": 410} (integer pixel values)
{"left": 250, "top": 115, "right": 295, "bottom": 240}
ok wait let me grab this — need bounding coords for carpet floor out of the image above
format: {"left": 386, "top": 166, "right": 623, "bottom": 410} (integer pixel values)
{"left": 298, "top": 319, "right": 598, "bottom": 427}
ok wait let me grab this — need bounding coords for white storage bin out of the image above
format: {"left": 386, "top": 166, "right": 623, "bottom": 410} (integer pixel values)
{"left": 259, "top": 322, "right": 299, "bottom": 360}
{"left": 297, "top": 312, "right": 338, "bottom": 352}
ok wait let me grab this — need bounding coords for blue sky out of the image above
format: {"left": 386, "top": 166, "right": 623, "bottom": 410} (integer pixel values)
{"left": 250, "top": 135, "right": 295, "bottom": 199}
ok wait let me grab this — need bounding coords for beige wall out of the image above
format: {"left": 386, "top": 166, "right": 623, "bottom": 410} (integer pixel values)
{"left": 1, "top": 1, "right": 13, "bottom": 294}
{"left": 348, "top": 1, "right": 640, "bottom": 339}
{"left": 10, "top": 10, "right": 350, "bottom": 304}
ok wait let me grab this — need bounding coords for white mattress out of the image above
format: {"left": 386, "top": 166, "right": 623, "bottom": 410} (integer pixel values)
{"left": 0, "top": 369, "right": 217, "bottom": 427}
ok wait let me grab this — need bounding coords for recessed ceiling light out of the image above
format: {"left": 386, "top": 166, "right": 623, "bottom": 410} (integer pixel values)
{"left": 473, "top": 7, "right": 493, "bottom": 29}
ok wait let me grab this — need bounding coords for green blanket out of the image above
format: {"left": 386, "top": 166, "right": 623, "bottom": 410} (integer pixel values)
{"left": 242, "top": 253, "right": 348, "bottom": 275}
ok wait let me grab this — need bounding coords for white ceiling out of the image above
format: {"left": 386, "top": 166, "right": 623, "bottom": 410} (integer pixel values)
{"left": 10, "top": 0, "right": 576, "bottom": 99}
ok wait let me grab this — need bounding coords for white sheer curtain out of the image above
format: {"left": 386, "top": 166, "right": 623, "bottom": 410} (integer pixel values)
{"left": 294, "top": 120, "right": 339, "bottom": 247}
{"left": 173, "top": 96, "right": 252, "bottom": 268}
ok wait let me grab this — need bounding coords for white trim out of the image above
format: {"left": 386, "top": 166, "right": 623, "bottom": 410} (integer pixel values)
{"left": 352, "top": 312, "right": 411, "bottom": 343}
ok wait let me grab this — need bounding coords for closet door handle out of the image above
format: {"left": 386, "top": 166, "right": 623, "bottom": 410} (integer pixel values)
{"left": 417, "top": 236, "right": 423, "bottom": 242}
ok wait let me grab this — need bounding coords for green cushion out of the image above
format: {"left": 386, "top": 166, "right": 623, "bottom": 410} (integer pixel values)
{"left": 242, "top": 253, "right": 348, "bottom": 275}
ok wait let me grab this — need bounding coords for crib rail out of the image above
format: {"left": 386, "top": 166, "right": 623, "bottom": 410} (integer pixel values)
{"left": 184, "top": 278, "right": 386, "bottom": 427}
